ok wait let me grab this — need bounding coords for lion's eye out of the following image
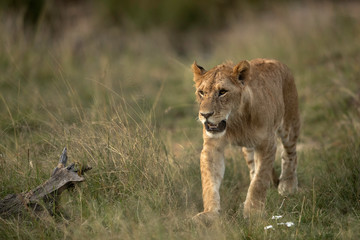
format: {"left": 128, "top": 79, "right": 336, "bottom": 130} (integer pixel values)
{"left": 219, "top": 89, "right": 228, "bottom": 96}
{"left": 198, "top": 90, "right": 204, "bottom": 97}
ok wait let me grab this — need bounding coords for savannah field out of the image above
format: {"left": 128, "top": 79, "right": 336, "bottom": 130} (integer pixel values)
{"left": 0, "top": 1, "right": 360, "bottom": 239}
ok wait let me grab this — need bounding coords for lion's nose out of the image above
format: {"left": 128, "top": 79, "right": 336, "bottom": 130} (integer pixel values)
{"left": 200, "top": 111, "right": 214, "bottom": 119}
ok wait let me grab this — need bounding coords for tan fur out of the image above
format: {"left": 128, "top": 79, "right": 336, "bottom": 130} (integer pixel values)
{"left": 192, "top": 58, "right": 300, "bottom": 219}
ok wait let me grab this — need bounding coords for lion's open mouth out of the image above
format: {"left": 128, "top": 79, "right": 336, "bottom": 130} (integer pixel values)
{"left": 204, "top": 120, "right": 227, "bottom": 133}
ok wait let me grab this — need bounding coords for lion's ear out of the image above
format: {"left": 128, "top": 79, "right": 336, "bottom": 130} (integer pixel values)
{"left": 233, "top": 60, "right": 250, "bottom": 84}
{"left": 191, "top": 61, "right": 206, "bottom": 76}
{"left": 192, "top": 61, "right": 206, "bottom": 87}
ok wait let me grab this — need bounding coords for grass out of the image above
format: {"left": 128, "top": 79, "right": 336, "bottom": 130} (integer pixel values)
{"left": 1, "top": 2, "right": 360, "bottom": 239}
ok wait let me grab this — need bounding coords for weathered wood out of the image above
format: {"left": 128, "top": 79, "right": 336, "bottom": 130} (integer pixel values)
{"left": 0, "top": 147, "right": 92, "bottom": 219}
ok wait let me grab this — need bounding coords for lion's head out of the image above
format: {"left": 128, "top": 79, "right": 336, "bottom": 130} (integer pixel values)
{"left": 192, "top": 60, "right": 251, "bottom": 138}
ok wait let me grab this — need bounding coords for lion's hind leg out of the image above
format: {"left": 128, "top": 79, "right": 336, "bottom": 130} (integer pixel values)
{"left": 277, "top": 121, "right": 300, "bottom": 196}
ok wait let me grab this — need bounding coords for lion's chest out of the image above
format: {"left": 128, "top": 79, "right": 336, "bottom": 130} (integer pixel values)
{"left": 226, "top": 123, "right": 268, "bottom": 148}
{"left": 230, "top": 134, "right": 258, "bottom": 148}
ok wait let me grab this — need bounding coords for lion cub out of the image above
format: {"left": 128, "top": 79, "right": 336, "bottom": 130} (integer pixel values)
{"left": 192, "top": 59, "right": 300, "bottom": 219}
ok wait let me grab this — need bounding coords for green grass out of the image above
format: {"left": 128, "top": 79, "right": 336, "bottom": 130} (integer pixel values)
{"left": 1, "top": 2, "right": 360, "bottom": 239}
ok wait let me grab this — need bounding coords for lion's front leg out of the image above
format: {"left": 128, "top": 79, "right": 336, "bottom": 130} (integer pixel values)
{"left": 243, "top": 141, "right": 276, "bottom": 218}
{"left": 242, "top": 147, "right": 255, "bottom": 181}
{"left": 195, "top": 141, "right": 225, "bottom": 220}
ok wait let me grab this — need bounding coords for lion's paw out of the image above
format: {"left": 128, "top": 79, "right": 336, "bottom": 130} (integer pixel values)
{"left": 192, "top": 211, "right": 219, "bottom": 226}
{"left": 278, "top": 176, "right": 298, "bottom": 196}
{"left": 243, "top": 200, "right": 264, "bottom": 219}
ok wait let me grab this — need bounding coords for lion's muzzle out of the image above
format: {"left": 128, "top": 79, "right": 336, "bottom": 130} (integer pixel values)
{"left": 204, "top": 120, "right": 227, "bottom": 133}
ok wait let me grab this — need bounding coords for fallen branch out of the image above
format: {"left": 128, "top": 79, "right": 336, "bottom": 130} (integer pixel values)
{"left": 0, "top": 147, "right": 92, "bottom": 219}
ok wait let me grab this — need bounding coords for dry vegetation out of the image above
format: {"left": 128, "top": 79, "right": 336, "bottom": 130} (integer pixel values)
{"left": 1, "top": 2, "right": 360, "bottom": 239}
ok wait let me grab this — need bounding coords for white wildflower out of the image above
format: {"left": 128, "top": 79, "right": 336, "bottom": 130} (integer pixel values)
{"left": 264, "top": 225, "right": 274, "bottom": 230}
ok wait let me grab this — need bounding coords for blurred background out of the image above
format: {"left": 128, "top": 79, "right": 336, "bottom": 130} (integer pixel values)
{"left": 0, "top": 0, "right": 312, "bottom": 33}
{"left": 1, "top": 0, "right": 360, "bottom": 239}
{"left": 1, "top": 0, "right": 358, "bottom": 141}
